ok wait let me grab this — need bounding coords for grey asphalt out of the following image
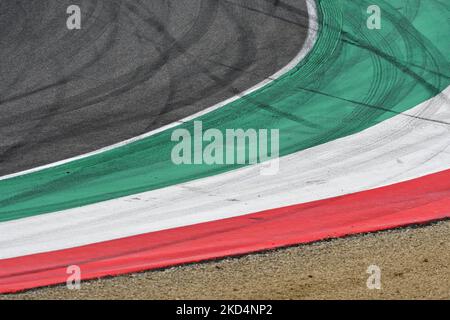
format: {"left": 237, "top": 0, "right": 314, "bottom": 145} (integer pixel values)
{"left": 0, "top": 0, "right": 308, "bottom": 176}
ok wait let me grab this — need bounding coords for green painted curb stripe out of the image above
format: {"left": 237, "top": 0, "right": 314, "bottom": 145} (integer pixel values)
{"left": 0, "top": 0, "right": 448, "bottom": 222}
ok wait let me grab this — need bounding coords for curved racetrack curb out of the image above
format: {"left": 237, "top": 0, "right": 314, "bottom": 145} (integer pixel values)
{"left": 1, "top": 168, "right": 449, "bottom": 293}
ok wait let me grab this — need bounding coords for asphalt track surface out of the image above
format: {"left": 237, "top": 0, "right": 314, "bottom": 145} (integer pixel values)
{"left": 0, "top": 0, "right": 309, "bottom": 176}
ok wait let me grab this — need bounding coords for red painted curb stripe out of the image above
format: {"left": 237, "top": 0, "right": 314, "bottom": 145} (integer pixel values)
{"left": 1, "top": 169, "right": 449, "bottom": 294}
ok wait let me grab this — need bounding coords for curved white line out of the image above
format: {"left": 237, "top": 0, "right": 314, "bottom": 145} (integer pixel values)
{"left": 0, "top": 0, "right": 319, "bottom": 181}
{"left": 1, "top": 86, "right": 449, "bottom": 259}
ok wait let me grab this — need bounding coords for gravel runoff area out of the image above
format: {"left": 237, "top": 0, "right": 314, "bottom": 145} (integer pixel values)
{"left": 2, "top": 220, "right": 449, "bottom": 300}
